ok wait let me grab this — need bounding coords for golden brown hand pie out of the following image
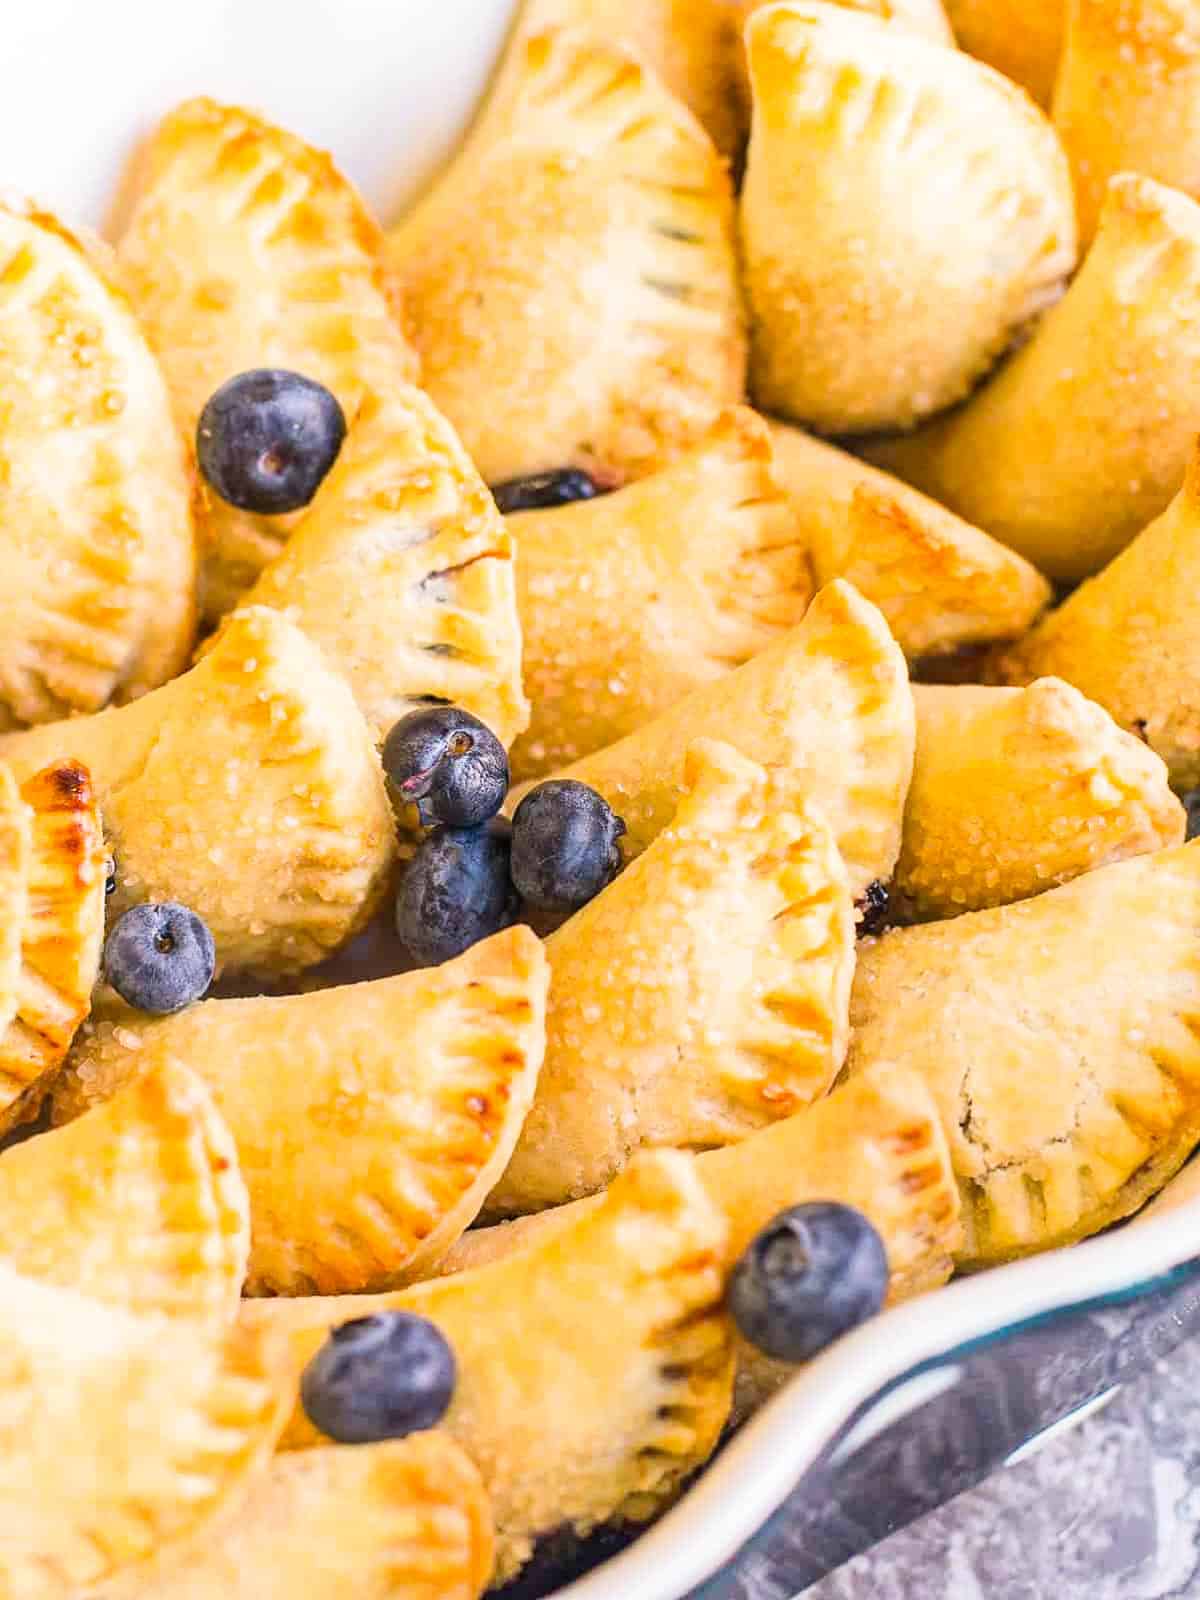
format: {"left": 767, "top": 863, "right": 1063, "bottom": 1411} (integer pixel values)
{"left": 89, "top": 1434, "right": 495, "bottom": 1600}
{"left": 898, "top": 682, "right": 1184, "bottom": 919}
{"left": 489, "top": 739, "right": 854, "bottom": 1213}
{"left": 740, "top": 4, "right": 1075, "bottom": 434}
{"left": 0, "top": 1061, "right": 248, "bottom": 1320}
{"left": 943, "top": 0, "right": 1065, "bottom": 103}
{"left": 847, "top": 840, "right": 1200, "bottom": 1265}
{"left": 242, "top": 1149, "right": 736, "bottom": 1584}
{"left": 0, "top": 201, "right": 196, "bottom": 728}
{"left": 116, "top": 97, "right": 419, "bottom": 619}
{"left": 0, "top": 761, "right": 107, "bottom": 1115}
{"left": 0, "top": 1264, "right": 288, "bottom": 1597}
{"left": 388, "top": 26, "right": 745, "bottom": 486}
{"left": 509, "top": 409, "right": 812, "bottom": 780}
{"left": 514, "top": 579, "right": 914, "bottom": 902}
{"left": 52, "top": 927, "right": 547, "bottom": 1296}
{"left": 868, "top": 174, "right": 1200, "bottom": 581}
{"left": 222, "top": 385, "right": 528, "bottom": 747}
{"left": 766, "top": 420, "right": 1050, "bottom": 661}
{"left": 0, "top": 607, "right": 395, "bottom": 977}
{"left": 994, "top": 442, "right": 1200, "bottom": 790}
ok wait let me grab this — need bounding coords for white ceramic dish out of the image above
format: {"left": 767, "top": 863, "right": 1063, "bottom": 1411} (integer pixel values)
{"left": 12, "top": 4, "right": 1200, "bottom": 1594}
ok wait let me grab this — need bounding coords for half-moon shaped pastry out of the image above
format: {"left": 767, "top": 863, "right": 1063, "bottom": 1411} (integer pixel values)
{"left": 899, "top": 681, "right": 1184, "bottom": 918}
{"left": 242, "top": 1149, "right": 736, "bottom": 1584}
{"left": 0, "top": 1264, "right": 288, "bottom": 1596}
{"left": 0, "top": 1061, "right": 248, "bottom": 1320}
{"left": 49, "top": 927, "right": 547, "bottom": 1296}
{"left": 994, "top": 444, "right": 1200, "bottom": 789}
{"left": 509, "top": 409, "right": 812, "bottom": 779}
{"left": 868, "top": 174, "right": 1200, "bottom": 581}
{"left": 116, "top": 97, "right": 419, "bottom": 619}
{"left": 513, "top": 580, "right": 914, "bottom": 901}
{"left": 847, "top": 840, "right": 1200, "bottom": 1265}
{"left": 224, "top": 385, "right": 529, "bottom": 747}
{"left": 90, "top": 1435, "right": 495, "bottom": 1600}
{"left": 489, "top": 739, "right": 854, "bottom": 1213}
{"left": 740, "top": 4, "right": 1075, "bottom": 433}
{"left": 389, "top": 26, "right": 745, "bottom": 486}
{"left": 767, "top": 420, "right": 1050, "bottom": 660}
{"left": 0, "top": 607, "right": 396, "bottom": 976}
{"left": 0, "top": 201, "right": 196, "bottom": 727}
{"left": 943, "top": 0, "right": 1065, "bottom": 104}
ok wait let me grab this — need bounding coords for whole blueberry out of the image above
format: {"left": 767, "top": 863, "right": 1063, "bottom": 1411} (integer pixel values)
{"left": 728, "top": 1203, "right": 889, "bottom": 1364}
{"left": 396, "top": 821, "right": 519, "bottom": 967}
{"left": 300, "top": 1312, "right": 456, "bottom": 1444}
{"left": 509, "top": 781, "right": 625, "bottom": 913}
{"left": 490, "top": 468, "right": 600, "bottom": 515}
{"left": 196, "top": 369, "right": 346, "bottom": 514}
{"left": 1184, "top": 789, "right": 1200, "bottom": 842}
{"left": 103, "top": 902, "right": 216, "bottom": 1015}
{"left": 382, "top": 707, "right": 509, "bottom": 829}
{"left": 855, "top": 879, "right": 890, "bottom": 936}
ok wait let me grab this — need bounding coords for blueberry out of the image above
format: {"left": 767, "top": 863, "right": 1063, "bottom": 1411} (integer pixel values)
{"left": 395, "top": 821, "right": 519, "bottom": 967}
{"left": 300, "top": 1312, "right": 456, "bottom": 1444}
{"left": 510, "top": 781, "right": 625, "bottom": 913}
{"left": 382, "top": 707, "right": 509, "bottom": 829}
{"left": 728, "top": 1203, "right": 889, "bottom": 1364}
{"left": 103, "top": 902, "right": 216, "bottom": 1015}
{"left": 855, "top": 879, "right": 890, "bottom": 936}
{"left": 196, "top": 369, "right": 346, "bottom": 514}
{"left": 490, "top": 468, "right": 600, "bottom": 515}
{"left": 1184, "top": 789, "right": 1200, "bottom": 842}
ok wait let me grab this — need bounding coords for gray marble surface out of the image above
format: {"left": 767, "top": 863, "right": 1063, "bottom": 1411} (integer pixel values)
{"left": 801, "top": 1336, "right": 1200, "bottom": 1599}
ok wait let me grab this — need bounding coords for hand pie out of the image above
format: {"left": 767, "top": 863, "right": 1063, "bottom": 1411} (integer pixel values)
{"left": 737, "top": 0, "right": 955, "bottom": 45}
{"left": 221, "top": 385, "right": 529, "bottom": 747}
{"left": 509, "top": 409, "right": 812, "bottom": 780}
{"left": 388, "top": 26, "right": 745, "bottom": 486}
{"left": 116, "top": 97, "right": 419, "bottom": 619}
{"left": 52, "top": 927, "right": 548, "bottom": 1295}
{"left": 0, "top": 201, "right": 196, "bottom": 728}
{"left": 1053, "top": 0, "right": 1200, "bottom": 247}
{"left": 0, "top": 1263, "right": 287, "bottom": 1596}
{"left": 847, "top": 840, "right": 1200, "bottom": 1266}
{"left": 490, "top": 740, "right": 853, "bottom": 1212}
{"left": 0, "top": 761, "right": 107, "bottom": 1114}
{"left": 242, "top": 1149, "right": 735, "bottom": 1584}
{"left": 898, "top": 682, "right": 1184, "bottom": 919}
{"left": 767, "top": 420, "right": 1051, "bottom": 661}
{"left": 740, "top": 4, "right": 1076, "bottom": 434}
{"left": 0, "top": 607, "right": 396, "bottom": 976}
{"left": 90, "top": 1434, "right": 494, "bottom": 1600}
{"left": 994, "top": 438, "right": 1200, "bottom": 790}
{"left": 868, "top": 174, "right": 1200, "bottom": 581}
{"left": 515, "top": 580, "right": 914, "bottom": 902}
{"left": 943, "top": 0, "right": 1065, "bottom": 104}
{"left": 0, "top": 1061, "right": 248, "bottom": 1320}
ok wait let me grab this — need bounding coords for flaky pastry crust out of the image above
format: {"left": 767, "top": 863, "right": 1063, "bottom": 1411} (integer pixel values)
{"left": 944, "top": 0, "right": 1065, "bottom": 103}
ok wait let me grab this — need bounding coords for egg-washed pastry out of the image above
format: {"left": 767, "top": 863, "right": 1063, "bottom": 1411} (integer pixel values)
{"left": 943, "top": 0, "right": 1065, "bottom": 104}
{"left": 47, "top": 928, "right": 547, "bottom": 1296}
{"left": 509, "top": 409, "right": 812, "bottom": 780}
{"left": 994, "top": 447, "right": 1200, "bottom": 789}
{"left": 868, "top": 174, "right": 1200, "bottom": 581}
{"left": 766, "top": 420, "right": 1051, "bottom": 661}
{"left": 116, "top": 97, "right": 419, "bottom": 620}
{"left": 899, "top": 682, "right": 1184, "bottom": 919}
{"left": 0, "top": 765, "right": 32, "bottom": 1057}
{"left": 221, "top": 385, "right": 529, "bottom": 748}
{"left": 740, "top": 4, "right": 1075, "bottom": 435}
{"left": 0, "top": 761, "right": 107, "bottom": 1114}
{"left": 89, "top": 1434, "right": 495, "bottom": 1600}
{"left": 0, "top": 607, "right": 395, "bottom": 977}
{"left": 388, "top": 26, "right": 745, "bottom": 487}
{"left": 489, "top": 740, "right": 854, "bottom": 1213}
{"left": 244, "top": 1149, "right": 735, "bottom": 1583}
{"left": 847, "top": 840, "right": 1200, "bottom": 1266}
{"left": 0, "top": 201, "right": 196, "bottom": 728}
{"left": 0, "top": 1263, "right": 288, "bottom": 1597}
{"left": 0, "top": 1062, "right": 248, "bottom": 1320}
{"left": 514, "top": 580, "right": 914, "bottom": 903}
